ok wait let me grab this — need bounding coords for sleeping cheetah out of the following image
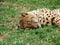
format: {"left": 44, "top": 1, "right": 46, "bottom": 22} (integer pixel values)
{"left": 19, "top": 8, "right": 60, "bottom": 29}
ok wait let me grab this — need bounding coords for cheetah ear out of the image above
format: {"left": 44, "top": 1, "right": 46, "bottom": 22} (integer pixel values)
{"left": 21, "top": 12, "right": 28, "bottom": 17}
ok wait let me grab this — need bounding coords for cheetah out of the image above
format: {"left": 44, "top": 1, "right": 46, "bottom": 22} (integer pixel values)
{"left": 19, "top": 8, "right": 60, "bottom": 29}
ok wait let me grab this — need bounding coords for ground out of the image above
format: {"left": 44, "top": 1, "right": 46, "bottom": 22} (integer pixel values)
{"left": 0, "top": 0, "right": 60, "bottom": 45}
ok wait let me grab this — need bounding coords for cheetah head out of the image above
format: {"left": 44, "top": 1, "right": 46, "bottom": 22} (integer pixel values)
{"left": 19, "top": 12, "right": 41, "bottom": 29}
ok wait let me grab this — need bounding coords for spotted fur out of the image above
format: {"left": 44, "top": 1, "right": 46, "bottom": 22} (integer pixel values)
{"left": 19, "top": 8, "right": 60, "bottom": 29}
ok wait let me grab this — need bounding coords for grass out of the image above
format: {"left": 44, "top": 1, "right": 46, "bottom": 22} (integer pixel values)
{"left": 0, "top": 0, "right": 60, "bottom": 45}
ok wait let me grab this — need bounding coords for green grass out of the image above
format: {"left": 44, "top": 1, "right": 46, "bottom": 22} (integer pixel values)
{"left": 0, "top": 0, "right": 60, "bottom": 45}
